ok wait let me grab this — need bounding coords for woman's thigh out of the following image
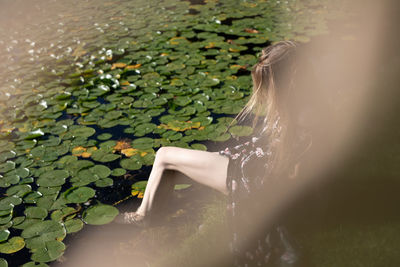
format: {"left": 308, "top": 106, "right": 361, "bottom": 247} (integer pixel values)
{"left": 155, "top": 147, "right": 229, "bottom": 195}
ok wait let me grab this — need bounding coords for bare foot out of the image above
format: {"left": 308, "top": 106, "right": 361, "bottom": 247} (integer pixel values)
{"left": 114, "top": 211, "right": 147, "bottom": 227}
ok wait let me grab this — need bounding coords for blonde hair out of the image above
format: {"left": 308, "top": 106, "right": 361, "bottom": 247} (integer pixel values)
{"left": 235, "top": 41, "right": 297, "bottom": 126}
{"left": 232, "top": 41, "right": 299, "bottom": 178}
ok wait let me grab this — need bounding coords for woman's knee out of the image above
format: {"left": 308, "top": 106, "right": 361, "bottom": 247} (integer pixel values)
{"left": 154, "top": 146, "right": 175, "bottom": 168}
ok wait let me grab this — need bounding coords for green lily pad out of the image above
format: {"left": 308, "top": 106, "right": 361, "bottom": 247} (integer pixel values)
{"left": 21, "top": 262, "right": 49, "bottom": 267}
{"left": 190, "top": 143, "right": 207, "bottom": 151}
{"left": 36, "top": 170, "right": 69, "bottom": 187}
{"left": 120, "top": 157, "right": 142, "bottom": 171}
{"left": 0, "top": 161, "right": 15, "bottom": 173}
{"left": 23, "top": 129, "right": 45, "bottom": 140}
{"left": 30, "top": 240, "right": 65, "bottom": 263}
{"left": 51, "top": 207, "right": 77, "bottom": 222}
{"left": 111, "top": 168, "right": 126, "bottom": 176}
{"left": 69, "top": 126, "right": 96, "bottom": 138}
{"left": 82, "top": 204, "right": 119, "bottom": 225}
{"left": 12, "top": 217, "right": 43, "bottom": 230}
{"left": 211, "top": 132, "right": 231, "bottom": 142}
{"left": 0, "top": 230, "right": 10, "bottom": 242}
{"left": 131, "top": 137, "right": 154, "bottom": 150}
{"left": 0, "top": 258, "right": 7, "bottom": 267}
{"left": 0, "top": 174, "right": 20, "bottom": 187}
{"left": 64, "top": 187, "right": 95, "bottom": 203}
{"left": 64, "top": 219, "right": 84, "bottom": 234}
{"left": 22, "top": 220, "right": 66, "bottom": 249}
{"left": 90, "top": 165, "right": 111, "bottom": 178}
{"left": 97, "top": 133, "right": 112, "bottom": 140}
{"left": 24, "top": 207, "right": 48, "bottom": 219}
{"left": 0, "top": 236, "right": 25, "bottom": 254}
{"left": 23, "top": 191, "right": 43, "bottom": 204}
{"left": 91, "top": 149, "right": 120, "bottom": 163}
{"left": 95, "top": 178, "right": 113, "bottom": 187}
{"left": 131, "top": 181, "right": 147, "bottom": 197}
{"left": 228, "top": 125, "right": 253, "bottom": 137}
{"left": 6, "top": 185, "right": 32, "bottom": 198}
{"left": 0, "top": 196, "right": 22, "bottom": 209}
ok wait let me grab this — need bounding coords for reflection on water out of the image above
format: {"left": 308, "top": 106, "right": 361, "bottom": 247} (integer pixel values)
{"left": 0, "top": 0, "right": 134, "bottom": 98}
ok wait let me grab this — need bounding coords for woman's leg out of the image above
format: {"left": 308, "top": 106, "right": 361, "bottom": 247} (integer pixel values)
{"left": 136, "top": 147, "right": 229, "bottom": 217}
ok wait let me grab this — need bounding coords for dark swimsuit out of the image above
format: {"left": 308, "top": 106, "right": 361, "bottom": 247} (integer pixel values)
{"left": 219, "top": 116, "right": 312, "bottom": 267}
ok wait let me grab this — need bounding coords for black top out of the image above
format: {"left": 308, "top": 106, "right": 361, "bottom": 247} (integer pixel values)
{"left": 219, "top": 116, "right": 312, "bottom": 266}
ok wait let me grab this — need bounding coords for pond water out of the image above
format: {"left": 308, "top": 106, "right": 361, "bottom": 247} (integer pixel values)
{"left": 0, "top": 0, "right": 336, "bottom": 265}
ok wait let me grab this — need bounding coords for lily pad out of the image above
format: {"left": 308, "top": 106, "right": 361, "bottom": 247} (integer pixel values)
{"left": 21, "top": 262, "right": 49, "bottom": 267}
{"left": 0, "top": 230, "right": 10, "bottom": 242}
{"left": 111, "top": 168, "right": 126, "bottom": 176}
{"left": 94, "top": 178, "right": 113, "bottom": 187}
{"left": 21, "top": 220, "right": 66, "bottom": 249}
{"left": 68, "top": 126, "right": 96, "bottom": 138}
{"left": 36, "top": 170, "right": 69, "bottom": 187}
{"left": 64, "top": 187, "right": 95, "bottom": 203}
{"left": 131, "top": 181, "right": 147, "bottom": 198}
{"left": 63, "top": 219, "right": 84, "bottom": 234}
{"left": 97, "top": 133, "right": 112, "bottom": 140}
{"left": 0, "top": 161, "right": 15, "bottom": 173}
{"left": 82, "top": 204, "right": 119, "bottom": 225}
{"left": 0, "top": 236, "right": 25, "bottom": 254}
{"left": 24, "top": 207, "right": 48, "bottom": 219}
{"left": 120, "top": 157, "right": 142, "bottom": 171}
{"left": 30, "top": 240, "right": 65, "bottom": 263}
{"left": 50, "top": 207, "right": 77, "bottom": 222}
{"left": 190, "top": 143, "right": 207, "bottom": 151}
{"left": 6, "top": 185, "right": 32, "bottom": 198}
{"left": 228, "top": 125, "right": 253, "bottom": 137}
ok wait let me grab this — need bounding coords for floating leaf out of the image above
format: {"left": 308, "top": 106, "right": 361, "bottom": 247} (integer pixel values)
{"left": 51, "top": 207, "right": 77, "bottom": 222}
{"left": 0, "top": 236, "right": 25, "bottom": 254}
{"left": 36, "top": 170, "right": 69, "bottom": 187}
{"left": 91, "top": 149, "right": 120, "bottom": 162}
{"left": 131, "top": 181, "right": 147, "bottom": 198}
{"left": 111, "top": 62, "right": 127, "bottom": 70}
{"left": 0, "top": 230, "right": 10, "bottom": 242}
{"left": 111, "top": 168, "right": 126, "bottom": 176}
{"left": 0, "top": 161, "right": 15, "bottom": 173}
{"left": 97, "top": 133, "right": 112, "bottom": 140}
{"left": 82, "top": 204, "right": 119, "bottom": 225}
{"left": 125, "top": 64, "right": 141, "bottom": 69}
{"left": 174, "top": 184, "right": 192, "bottom": 190}
{"left": 30, "top": 240, "right": 65, "bottom": 263}
{"left": 64, "top": 219, "right": 83, "bottom": 234}
{"left": 24, "top": 207, "right": 48, "bottom": 219}
{"left": 190, "top": 143, "right": 207, "bottom": 151}
{"left": 120, "top": 157, "right": 142, "bottom": 171}
{"left": 64, "top": 187, "right": 95, "bottom": 203}
{"left": 228, "top": 125, "right": 253, "bottom": 137}
{"left": 6, "top": 185, "right": 32, "bottom": 198}
{"left": 21, "top": 262, "right": 48, "bottom": 267}
{"left": 23, "top": 129, "right": 45, "bottom": 140}
{"left": 94, "top": 178, "right": 113, "bottom": 187}
{"left": 22, "top": 220, "right": 66, "bottom": 249}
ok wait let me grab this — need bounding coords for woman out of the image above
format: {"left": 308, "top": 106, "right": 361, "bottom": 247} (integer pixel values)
{"left": 116, "top": 41, "right": 315, "bottom": 266}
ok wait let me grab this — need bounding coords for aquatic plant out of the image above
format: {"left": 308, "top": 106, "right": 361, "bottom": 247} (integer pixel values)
{"left": 0, "top": 0, "right": 339, "bottom": 265}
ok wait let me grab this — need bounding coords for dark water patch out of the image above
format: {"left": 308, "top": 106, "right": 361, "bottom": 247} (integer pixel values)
{"left": 186, "top": 0, "right": 206, "bottom": 5}
{"left": 220, "top": 15, "right": 261, "bottom": 26}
